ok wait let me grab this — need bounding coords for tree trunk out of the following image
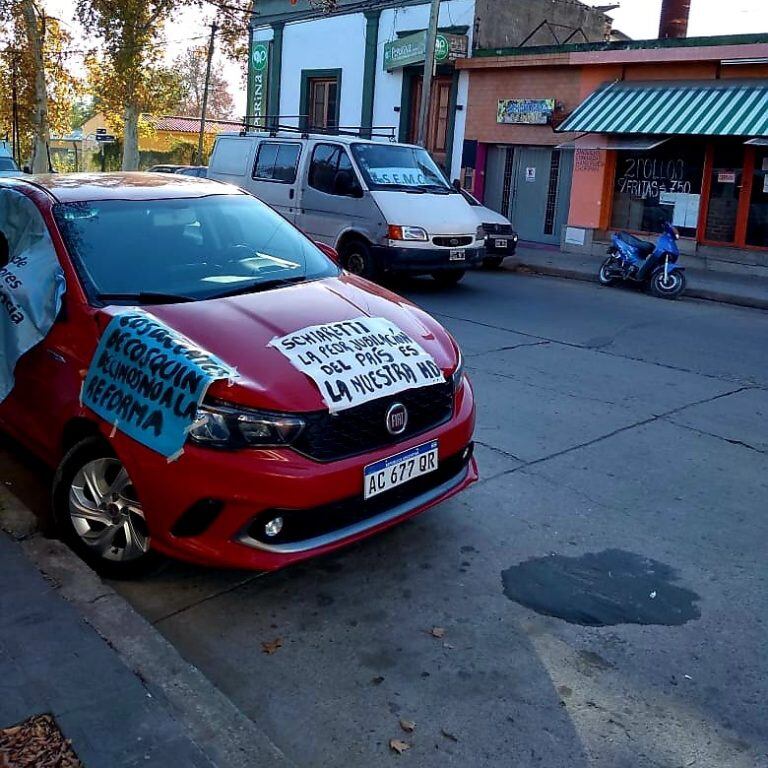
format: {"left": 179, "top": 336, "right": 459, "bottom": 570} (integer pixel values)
{"left": 122, "top": 103, "right": 140, "bottom": 170}
{"left": 21, "top": 0, "right": 50, "bottom": 173}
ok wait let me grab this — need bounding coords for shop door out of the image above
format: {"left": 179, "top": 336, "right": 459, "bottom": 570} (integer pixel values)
{"left": 704, "top": 145, "right": 744, "bottom": 244}
{"left": 408, "top": 75, "right": 453, "bottom": 168}
{"left": 509, "top": 147, "right": 573, "bottom": 245}
{"left": 746, "top": 147, "right": 768, "bottom": 248}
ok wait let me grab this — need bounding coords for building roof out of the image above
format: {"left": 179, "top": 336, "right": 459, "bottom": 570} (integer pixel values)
{"left": 467, "top": 32, "right": 768, "bottom": 61}
{"left": 152, "top": 116, "right": 243, "bottom": 134}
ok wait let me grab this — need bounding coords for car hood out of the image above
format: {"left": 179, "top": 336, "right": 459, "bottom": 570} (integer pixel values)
{"left": 370, "top": 190, "right": 479, "bottom": 236}
{"left": 125, "top": 275, "right": 457, "bottom": 412}
{"left": 476, "top": 204, "right": 513, "bottom": 227}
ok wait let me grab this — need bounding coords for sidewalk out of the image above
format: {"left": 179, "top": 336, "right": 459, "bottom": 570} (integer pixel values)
{"left": 510, "top": 244, "right": 768, "bottom": 311}
{"left": 0, "top": 491, "right": 293, "bottom": 768}
{"left": 0, "top": 533, "right": 216, "bottom": 767}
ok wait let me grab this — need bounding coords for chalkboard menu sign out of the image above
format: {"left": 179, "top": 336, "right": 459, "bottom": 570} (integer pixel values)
{"left": 611, "top": 142, "right": 705, "bottom": 237}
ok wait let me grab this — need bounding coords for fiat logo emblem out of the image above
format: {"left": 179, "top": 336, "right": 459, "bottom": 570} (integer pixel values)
{"left": 386, "top": 403, "right": 408, "bottom": 435}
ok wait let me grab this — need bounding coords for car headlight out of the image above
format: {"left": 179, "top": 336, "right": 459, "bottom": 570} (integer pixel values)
{"left": 188, "top": 403, "right": 305, "bottom": 449}
{"left": 388, "top": 225, "right": 429, "bottom": 241}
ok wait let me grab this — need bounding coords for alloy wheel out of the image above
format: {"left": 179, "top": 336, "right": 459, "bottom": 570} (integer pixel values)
{"left": 68, "top": 458, "right": 149, "bottom": 562}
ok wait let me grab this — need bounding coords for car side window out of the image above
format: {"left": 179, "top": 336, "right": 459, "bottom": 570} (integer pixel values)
{"left": 252, "top": 142, "right": 301, "bottom": 184}
{"left": 308, "top": 144, "right": 359, "bottom": 197}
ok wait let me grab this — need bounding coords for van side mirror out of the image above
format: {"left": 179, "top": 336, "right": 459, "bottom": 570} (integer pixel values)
{"left": 0, "top": 231, "right": 9, "bottom": 270}
{"left": 22, "top": 165, "right": 31, "bottom": 175}
{"left": 452, "top": 178, "right": 462, "bottom": 191}
{"left": 315, "top": 241, "right": 341, "bottom": 266}
{"left": 334, "top": 170, "right": 363, "bottom": 198}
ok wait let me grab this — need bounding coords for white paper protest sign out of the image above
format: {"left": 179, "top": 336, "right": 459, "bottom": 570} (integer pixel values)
{"left": 270, "top": 317, "right": 445, "bottom": 412}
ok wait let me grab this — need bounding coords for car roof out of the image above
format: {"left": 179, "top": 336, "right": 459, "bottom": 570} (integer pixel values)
{"left": 8, "top": 172, "right": 239, "bottom": 203}
{"left": 216, "top": 131, "right": 416, "bottom": 150}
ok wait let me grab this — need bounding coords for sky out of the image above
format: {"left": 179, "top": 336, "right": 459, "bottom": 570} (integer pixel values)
{"left": 46, "top": 0, "right": 768, "bottom": 121}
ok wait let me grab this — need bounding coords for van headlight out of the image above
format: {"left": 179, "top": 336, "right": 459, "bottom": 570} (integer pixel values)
{"left": 189, "top": 404, "right": 305, "bottom": 449}
{"left": 388, "top": 225, "right": 429, "bottom": 241}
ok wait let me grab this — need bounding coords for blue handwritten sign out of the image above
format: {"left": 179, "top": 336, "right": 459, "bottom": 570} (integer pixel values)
{"left": 0, "top": 189, "right": 66, "bottom": 402}
{"left": 82, "top": 311, "right": 236, "bottom": 458}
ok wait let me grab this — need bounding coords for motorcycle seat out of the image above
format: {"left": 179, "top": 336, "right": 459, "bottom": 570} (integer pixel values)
{"left": 617, "top": 232, "right": 655, "bottom": 257}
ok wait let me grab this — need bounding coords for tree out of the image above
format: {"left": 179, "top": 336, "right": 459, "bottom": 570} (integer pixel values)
{"left": 205, "top": 0, "right": 254, "bottom": 62}
{"left": 76, "top": 0, "right": 192, "bottom": 170}
{"left": 173, "top": 45, "right": 235, "bottom": 119}
{"left": 0, "top": 1, "right": 80, "bottom": 168}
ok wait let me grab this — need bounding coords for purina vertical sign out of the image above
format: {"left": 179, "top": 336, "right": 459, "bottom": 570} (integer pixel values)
{"left": 249, "top": 41, "right": 270, "bottom": 126}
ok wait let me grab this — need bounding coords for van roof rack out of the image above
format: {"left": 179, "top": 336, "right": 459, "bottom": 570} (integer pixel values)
{"left": 239, "top": 116, "right": 398, "bottom": 141}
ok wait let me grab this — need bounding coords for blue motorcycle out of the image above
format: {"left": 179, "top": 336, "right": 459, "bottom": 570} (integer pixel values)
{"left": 599, "top": 222, "right": 686, "bottom": 300}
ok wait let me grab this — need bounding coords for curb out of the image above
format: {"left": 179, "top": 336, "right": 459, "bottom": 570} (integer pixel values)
{"left": 512, "top": 261, "right": 768, "bottom": 311}
{"left": 0, "top": 487, "right": 296, "bottom": 768}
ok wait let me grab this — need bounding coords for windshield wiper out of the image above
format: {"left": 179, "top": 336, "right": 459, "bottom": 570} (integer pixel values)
{"left": 203, "top": 275, "right": 307, "bottom": 300}
{"left": 378, "top": 184, "right": 426, "bottom": 193}
{"left": 420, "top": 184, "right": 452, "bottom": 195}
{"left": 97, "top": 291, "right": 196, "bottom": 305}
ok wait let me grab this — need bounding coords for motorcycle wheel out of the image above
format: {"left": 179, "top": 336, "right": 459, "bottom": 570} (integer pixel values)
{"left": 650, "top": 270, "right": 686, "bottom": 300}
{"left": 598, "top": 257, "right": 618, "bottom": 286}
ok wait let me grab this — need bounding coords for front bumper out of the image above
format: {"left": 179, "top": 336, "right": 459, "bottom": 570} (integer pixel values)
{"left": 113, "top": 377, "right": 477, "bottom": 571}
{"left": 371, "top": 244, "right": 485, "bottom": 273}
{"left": 485, "top": 235, "right": 518, "bottom": 256}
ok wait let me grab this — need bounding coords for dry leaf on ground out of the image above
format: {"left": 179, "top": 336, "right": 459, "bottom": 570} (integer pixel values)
{"left": 399, "top": 718, "right": 416, "bottom": 733}
{"left": 389, "top": 738, "right": 411, "bottom": 754}
{"left": 428, "top": 627, "right": 445, "bottom": 639}
{"left": 261, "top": 638, "right": 283, "bottom": 654}
{"left": 0, "top": 714, "right": 83, "bottom": 768}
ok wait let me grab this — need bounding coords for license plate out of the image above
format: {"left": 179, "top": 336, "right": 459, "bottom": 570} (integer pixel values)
{"left": 364, "top": 440, "right": 438, "bottom": 500}
{"left": 495, "top": 238, "right": 508, "bottom": 249}
{"left": 449, "top": 248, "right": 466, "bottom": 261}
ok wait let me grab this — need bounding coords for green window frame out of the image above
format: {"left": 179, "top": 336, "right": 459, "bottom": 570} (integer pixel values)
{"left": 300, "top": 69, "right": 342, "bottom": 132}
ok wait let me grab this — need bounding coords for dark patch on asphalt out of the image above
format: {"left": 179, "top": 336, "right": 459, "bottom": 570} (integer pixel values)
{"left": 501, "top": 549, "right": 701, "bottom": 627}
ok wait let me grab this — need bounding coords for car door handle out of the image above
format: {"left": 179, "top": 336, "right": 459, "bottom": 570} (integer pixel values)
{"left": 46, "top": 348, "right": 67, "bottom": 364}
{"left": 289, "top": 189, "right": 295, "bottom": 200}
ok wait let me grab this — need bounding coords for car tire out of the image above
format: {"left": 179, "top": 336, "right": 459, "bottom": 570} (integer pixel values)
{"left": 483, "top": 256, "right": 504, "bottom": 270}
{"left": 598, "top": 257, "right": 618, "bottom": 286}
{"left": 431, "top": 269, "right": 466, "bottom": 285}
{"left": 52, "top": 437, "right": 160, "bottom": 579}
{"left": 340, "top": 239, "right": 380, "bottom": 281}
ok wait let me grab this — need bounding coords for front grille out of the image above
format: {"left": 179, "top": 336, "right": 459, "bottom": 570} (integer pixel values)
{"left": 483, "top": 222, "right": 514, "bottom": 236}
{"left": 245, "top": 446, "right": 472, "bottom": 546}
{"left": 432, "top": 235, "right": 473, "bottom": 248}
{"left": 293, "top": 380, "right": 454, "bottom": 462}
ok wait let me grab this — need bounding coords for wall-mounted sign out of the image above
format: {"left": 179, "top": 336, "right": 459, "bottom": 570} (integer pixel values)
{"left": 383, "top": 31, "right": 468, "bottom": 72}
{"left": 248, "top": 41, "right": 271, "bottom": 126}
{"left": 525, "top": 167, "right": 536, "bottom": 182}
{"left": 717, "top": 171, "right": 736, "bottom": 184}
{"left": 497, "top": 99, "right": 555, "bottom": 125}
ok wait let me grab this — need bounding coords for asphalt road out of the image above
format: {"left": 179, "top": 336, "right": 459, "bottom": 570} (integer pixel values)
{"left": 5, "top": 271, "right": 768, "bottom": 767}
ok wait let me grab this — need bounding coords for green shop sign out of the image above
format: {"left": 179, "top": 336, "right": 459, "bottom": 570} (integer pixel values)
{"left": 383, "top": 31, "right": 467, "bottom": 72}
{"left": 248, "top": 41, "right": 271, "bottom": 125}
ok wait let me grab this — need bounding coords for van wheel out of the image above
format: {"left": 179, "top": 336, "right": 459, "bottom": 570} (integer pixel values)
{"left": 340, "top": 239, "right": 380, "bottom": 281}
{"left": 431, "top": 269, "right": 465, "bottom": 285}
{"left": 52, "top": 438, "right": 160, "bottom": 579}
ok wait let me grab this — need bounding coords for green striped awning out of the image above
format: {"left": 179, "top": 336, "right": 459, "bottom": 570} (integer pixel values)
{"left": 558, "top": 81, "right": 768, "bottom": 136}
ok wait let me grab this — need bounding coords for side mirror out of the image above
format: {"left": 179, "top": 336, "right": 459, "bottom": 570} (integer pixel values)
{"left": 334, "top": 170, "right": 363, "bottom": 198}
{"left": 315, "top": 241, "right": 341, "bottom": 266}
{"left": 22, "top": 165, "right": 31, "bottom": 174}
{"left": 452, "top": 178, "right": 462, "bottom": 191}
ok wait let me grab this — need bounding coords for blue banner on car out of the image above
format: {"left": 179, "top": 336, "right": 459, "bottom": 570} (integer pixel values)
{"left": 82, "top": 310, "right": 236, "bottom": 459}
{"left": 0, "top": 189, "right": 66, "bottom": 403}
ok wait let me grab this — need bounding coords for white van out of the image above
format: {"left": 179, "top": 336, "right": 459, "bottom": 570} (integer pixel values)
{"left": 207, "top": 131, "right": 485, "bottom": 284}
{"left": 0, "top": 141, "right": 21, "bottom": 178}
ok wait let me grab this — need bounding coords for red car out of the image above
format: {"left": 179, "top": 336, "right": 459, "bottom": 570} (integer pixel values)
{"left": 0, "top": 173, "right": 476, "bottom": 577}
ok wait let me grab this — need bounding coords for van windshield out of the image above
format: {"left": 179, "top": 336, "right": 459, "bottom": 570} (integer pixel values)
{"left": 350, "top": 143, "right": 454, "bottom": 193}
{"left": 0, "top": 157, "right": 19, "bottom": 171}
{"left": 53, "top": 194, "right": 339, "bottom": 305}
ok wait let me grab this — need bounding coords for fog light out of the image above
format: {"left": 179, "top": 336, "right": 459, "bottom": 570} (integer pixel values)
{"left": 264, "top": 516, "right": 284, "bottom": 538}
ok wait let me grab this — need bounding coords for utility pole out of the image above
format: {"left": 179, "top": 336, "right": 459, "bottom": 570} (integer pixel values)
{"left": 197, "top": 22, "right": 217, "bottom": 165}
{"left": 416, "top": 0, "right": 440, "bottom": 147}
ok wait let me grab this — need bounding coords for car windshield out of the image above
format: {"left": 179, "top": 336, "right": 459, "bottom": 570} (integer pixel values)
{"left": 53, "top": 194, "right": 339, "bottom": 304}
{"left": 350, "top": 143, "right": 454, "bottom": 192}
{"left": 0, "top": 157, "right": 18, "bottom": 171}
